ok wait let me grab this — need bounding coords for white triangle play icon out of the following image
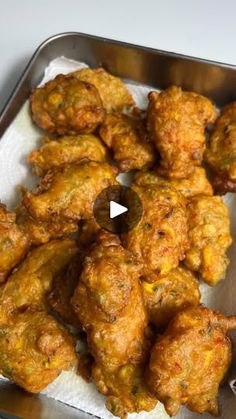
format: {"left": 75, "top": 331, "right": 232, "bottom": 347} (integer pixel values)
{"left": 109, "top": 200, "right": 128, "bottom": 219}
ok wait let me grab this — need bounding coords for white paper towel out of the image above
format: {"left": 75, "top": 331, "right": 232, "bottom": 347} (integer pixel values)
{"left": 1, "top": 57, "right": 236, "bottom": 419}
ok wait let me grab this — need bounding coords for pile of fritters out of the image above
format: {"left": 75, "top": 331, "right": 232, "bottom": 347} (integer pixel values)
{"left": 0, "top": 65, "right": 235, "bottom": 418}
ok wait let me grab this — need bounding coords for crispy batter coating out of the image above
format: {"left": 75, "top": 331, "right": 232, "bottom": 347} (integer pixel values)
{"left": 0, "top": 309, "right": 78, "bottom": 393}
{"left": 147, "top": 86, "right": 217, "bottom": 179}
{"left": 142, "top": 266, "right": 200, "bottom": 329}
{"left": 73, "top": 68, "right": 134, "bottom": 112}
{"left": 0, "top": 239, "right": 78, "bottom": 392}
{"left": 205, "top": 102, "right": 236, "bottom": 194}
{"left": 78, "top": 219, "right": 101, "bottom": 248}
{"left": 72, "top": 232, "right": 145, "bottom": 368}
{"left": 16, "top": 206, "right": 78, "bottom": 246}
{"left": 147, "top": 306, "right": 236, "bottom": 417}
{"left": 72, "top": 232, "right": 156, "bottom": 417}
{"left": 0, "top": 240, "right": 78, "bottom": 324}
{"left": 77, "top": 352, "right": 94, "bottom": 382}
{"left": 28, "top": 134, "right": 107, "bottom": 176}
{"left": 30, "top": 74, "right": 105, "bottom": 135}
{"left": 93, "top": 363, "right": 157, "bottom": 418}
{"left": 0, "top": 204, "right": 28, "bottom": 282}
{"left": 134, "top": 166, "right": 213, "bottom": 198}
{"left": 99, "top": 113, "right": 157, "bottom": 172}
{"left": 184, "top": 195, "right": 232, "bottom": 286}
{"left": 122, "top": 183, "right": 189, "bottom": 281}
{"left": 48, "top": 255, "right": 83, "bottom": 329}
{"left": 22, "top": 161, "right": 118, "bottom": 222}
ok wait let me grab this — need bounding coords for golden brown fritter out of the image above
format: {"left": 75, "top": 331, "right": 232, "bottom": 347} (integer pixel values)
{"left": 0, "top": 309, "right": 78, "bottom": 393}
{"left": 72, "top": 231, "right": 157, "bottom": 417}
{"left": 99, "top": 113, "right": 157, "bottom": 172}
{"left": 22, "top": 161, "right": 118, "bottom": 223}
{"left": 147, "top": 306, "right": 236, "bottom": 417}
{"left": 73, "top": 68, "right": 134, "bottom": 112}
{"left": 142, "top": 266, "right": 200, "bottom": 329}
{"left": 134, "top": 166, "right": 213, "bottom": 198}
{"left": 28, "top": 134, "right": 107, "bottom": 176}
{"left": 122, "top": 183, "right": 189, "bottom": 281}
{"left": 48, "top": 255, "right": 83, "bottom": 329}
{"left": 0, "top": 204, "right": 28, "bottom": 283}
{"left": 147, "top": 86, "right": 217, "bottom": 179}
{"left": 72, "top": 231, "right": 145, "bottom": 369}
{"left": 93, "top": 363, "right": 157, "bottom": 418}
{"left": 205, "top": 102, "right": 236, "bottom": 194}
{"left": 30, "top": 74, "right": 105, "bottom": 135}
{"left": 0, "top": 240, "right": 78, "bottom": 393}
{"left": 16, "top": 205, "right": 78, "bottom": 246}
{"left": 0, "top": 239, "right": 78, "bottom": 324}
{"left": 184, "top": 195, "right": 232, "bottom": 286}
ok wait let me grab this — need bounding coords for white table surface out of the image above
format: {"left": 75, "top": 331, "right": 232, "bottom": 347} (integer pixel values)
{"left": 0, "top": 0, "right": 236, "bottom": 112}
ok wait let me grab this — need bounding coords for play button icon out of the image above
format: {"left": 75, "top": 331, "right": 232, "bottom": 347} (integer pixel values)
{"left": 93, "top": 185, "right": 143, "bottom": 233}
{"left": 110, "top": 201, "right": 128, "bottom": 219}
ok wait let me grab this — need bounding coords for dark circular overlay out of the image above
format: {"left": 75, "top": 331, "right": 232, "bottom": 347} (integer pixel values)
{"left": 93, "top": 185, "right": 143, "bottom": 234}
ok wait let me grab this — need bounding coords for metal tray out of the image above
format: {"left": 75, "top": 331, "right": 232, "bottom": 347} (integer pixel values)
{"left": 0, "top": 32, "right": 236, "bottom": 419}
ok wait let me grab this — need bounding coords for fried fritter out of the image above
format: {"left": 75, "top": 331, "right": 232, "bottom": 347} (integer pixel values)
{"left": 72, "top": 231, "right": 145, "bottom": 368}
{"left": 122, "top": 183, "right": 189, "bottom": 281}
{"left": 0, "top": 204, "right": 28, "bottom": 282}
{"left": 184, "top": 195, "right": 232, "bottom": 285}
{"left": 0, "top": 239, "right": 78, "bottom": 324}
{"left": 0, "top": 239, "right": 78, "bottom": 392}
{"left": 22, "top": 161, "right": 118, "bottom": 222}
{"left": 147, "top": 86, "right": 217, "bottom": 179}
{"left": 205, "top": 102, "right": 236, "bottom": 194}
{"left": 147, "top": 306, "right": 236, "bottom": 417}
{"left": 134, "top": 166, "right": 213, "bottom": 198}
{"left": 142, "top": 266, "right": 200, "bottom": 329}
{"left": 72, "top": 232, "right": 157, "bottom": 417}
{"left": 30, "top": 74, "right": 105, "bottom": 135}
{"left": 93, "top": 363, "right": 157, "bottom": 418}
{"left": 99, "top": 113, "right": 157, "bottom": 172}
{"left": 48, "top": 255, "right": 83, "bottom": 329}
{"left": 17, "top": 206, "right": 78, "bottom": 246}
{"left": 28, "top": 134, "right": 107, "bottom": 176}
{"left": 0, "top": 309, "right": 77, "bottom": 393}
{"left": 73, "top": 68, "right": 134, "bottom": 112}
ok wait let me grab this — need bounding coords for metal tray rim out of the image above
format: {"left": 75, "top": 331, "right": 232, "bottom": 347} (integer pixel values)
{"left": 30, "top": 31, "right": 236, "bottom": 70}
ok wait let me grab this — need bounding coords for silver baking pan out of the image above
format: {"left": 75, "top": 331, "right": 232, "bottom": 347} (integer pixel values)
{"left": 0, "top": 32, "right": 236, "bottom": 419}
